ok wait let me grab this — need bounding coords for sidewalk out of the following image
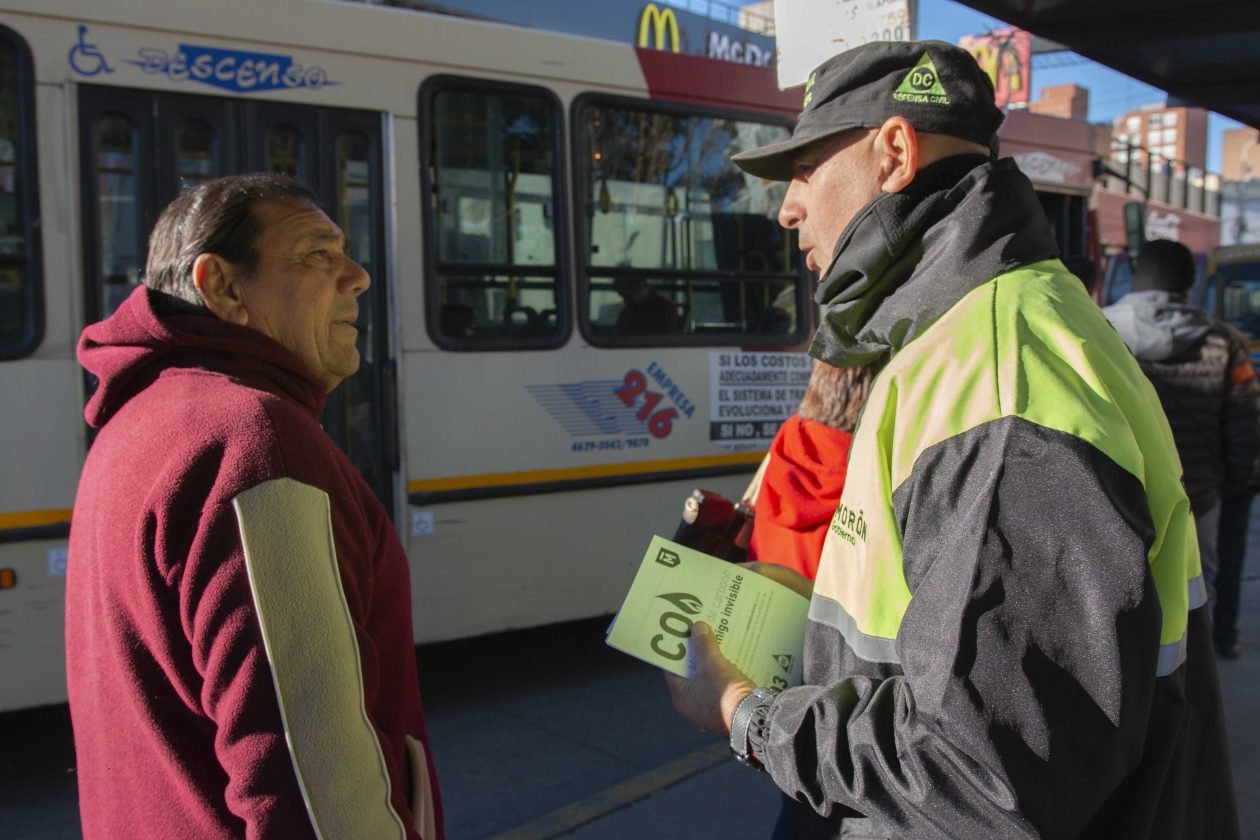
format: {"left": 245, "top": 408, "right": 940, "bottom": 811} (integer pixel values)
{"left": 3, "top": 536, "right": 1258, "bottom": 839}
{"left": 422, "top": 573, "right": 1260, "bottom": 839}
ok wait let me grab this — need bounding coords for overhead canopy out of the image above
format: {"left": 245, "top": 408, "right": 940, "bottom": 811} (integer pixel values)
{"left": 952, "top": 0, "right": 1260, "bottom": 129}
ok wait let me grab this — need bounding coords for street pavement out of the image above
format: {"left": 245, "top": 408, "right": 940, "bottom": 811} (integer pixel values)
{"left": 3, "top": 540, "right": 1259, "bottom": 839}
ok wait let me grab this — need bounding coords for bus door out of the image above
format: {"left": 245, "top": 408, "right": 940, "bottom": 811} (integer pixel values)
{"left": 77, "top": 86, "right": 395, "bottom": 512}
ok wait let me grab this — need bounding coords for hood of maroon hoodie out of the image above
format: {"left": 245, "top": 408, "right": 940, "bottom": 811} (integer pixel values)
{"left": 78, "top": 285, "right": 327, "bottom": 429}
{"left": 758, "top": 414, "right": 854, "bottom": 530}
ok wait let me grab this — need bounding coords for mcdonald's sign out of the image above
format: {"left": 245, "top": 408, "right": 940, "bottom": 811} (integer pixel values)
{"left": 638, "top": 3, "right": 680, "bottom": 53}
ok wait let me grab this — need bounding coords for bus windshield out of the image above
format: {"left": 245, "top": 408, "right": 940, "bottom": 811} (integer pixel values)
{"left": 1207, "top": 250, "right": 1260, "bottom": 340}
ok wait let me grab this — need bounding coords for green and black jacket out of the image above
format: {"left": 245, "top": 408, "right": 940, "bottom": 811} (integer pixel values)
{"left": 749, "top": 157, "right": 1238, "bottom": 839}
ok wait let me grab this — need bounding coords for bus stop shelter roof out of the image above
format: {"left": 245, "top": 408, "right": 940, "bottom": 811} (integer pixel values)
{"left": 954, "top": 0, "right": 1260, "bottom": 129}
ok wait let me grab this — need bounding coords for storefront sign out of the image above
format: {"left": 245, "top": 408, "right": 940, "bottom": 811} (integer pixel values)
{"left": 960, "top": 28, "right": 1031, "bottom": 109}
{"left": 637, "top": 3, "right": 681, "bottom": 53}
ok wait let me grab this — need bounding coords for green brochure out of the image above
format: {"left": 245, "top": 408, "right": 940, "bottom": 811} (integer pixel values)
{"left": 606, "top": 535, "right": 809, "bottom": 689}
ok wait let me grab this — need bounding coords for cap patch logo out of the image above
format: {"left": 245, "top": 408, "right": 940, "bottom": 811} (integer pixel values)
{"left": 803, "top": 70, "right": 817, "bottom": 108}
{"left": 893, "top": 53, "right": 950, "bottom": 105}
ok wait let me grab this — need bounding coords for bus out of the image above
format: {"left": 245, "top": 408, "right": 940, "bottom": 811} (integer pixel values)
{"left": 1203, "top": 243, "right": 1260, "bottom": 363}
{"left": 0, "top": 0, "right": 812, "bottom": 711}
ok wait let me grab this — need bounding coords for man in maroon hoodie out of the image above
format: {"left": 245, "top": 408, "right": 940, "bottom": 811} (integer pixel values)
{"left": 66, "top": 174, "right": 442, "bottom": 839}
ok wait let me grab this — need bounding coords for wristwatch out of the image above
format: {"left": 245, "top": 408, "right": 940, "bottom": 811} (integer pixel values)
{"left": 729, "top": 686, "right": 780, "bottom": 769}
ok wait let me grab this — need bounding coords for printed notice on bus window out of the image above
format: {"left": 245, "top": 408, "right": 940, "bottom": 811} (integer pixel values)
{"left": 709, "top": 352, "right": 811, "bottom": 451}
{"left": 605, "top": 536, "right": 808, "bottom": 689}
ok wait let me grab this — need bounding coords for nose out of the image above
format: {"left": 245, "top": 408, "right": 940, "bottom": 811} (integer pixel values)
{"left": 778, "top": 180, "right": 805, "bottom": 230}
{"left": 340, "top": 255, "right": 371, "bottom": 297}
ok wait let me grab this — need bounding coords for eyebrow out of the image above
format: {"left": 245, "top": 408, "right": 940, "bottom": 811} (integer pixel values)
{"left": 301, "top": 229, "right": 346, "bottom": 249}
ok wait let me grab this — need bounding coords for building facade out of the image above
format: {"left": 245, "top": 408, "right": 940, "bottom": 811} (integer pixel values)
{"left": 1220, "top": 127, "right": 1260, "bottom": 245}
{"left": 1111, "top": 104, "right": 1209, "bottom": 173}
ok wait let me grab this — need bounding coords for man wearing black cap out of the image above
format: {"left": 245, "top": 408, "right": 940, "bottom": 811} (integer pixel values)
{"left": 666, "top": 41, "right": 1237, "bottom": 838}
{"left": 1105, "top": 238, "right": 1260, "bottom": 660}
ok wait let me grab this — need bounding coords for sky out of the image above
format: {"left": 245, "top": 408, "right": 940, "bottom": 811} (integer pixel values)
{"left": 914, "top": 0, "right": 1243, "bottom": 173}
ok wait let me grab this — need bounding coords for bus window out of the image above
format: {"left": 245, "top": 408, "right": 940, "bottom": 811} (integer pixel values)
{"left": 91, "top": 114, "right": 144, "bottom": 317}
{"left": 174, "top": 119, "right": 219, "bottom": 191}
{"left": 1212, "top": 259, "right": 1260, "bottom": 339}
{"left": 337, "top": 129, "right": 377, "bottom": 364}
{"left": 1036, "top": 191, "right": 1086, "bottom": 259}
{"left": 265, "top": 125, "right": 306, "bottom": 180}
{"left": 576, "top": 98, "right": 803, "bottom": 345}
{"left": 0, "top": 25, "right": 40, "bottom": 358}
{"left": 331, "top": 127, "right": 387, "bottom": 485}
{"left": 422, "top": 79, "right": 565, "bottom": 349}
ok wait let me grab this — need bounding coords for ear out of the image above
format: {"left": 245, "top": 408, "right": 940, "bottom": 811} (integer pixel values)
{"left": 192, "top": 253, "right": 249, "bottom": 326}
{"left": 874, "top": 116, "right": 918, "bottom": 194}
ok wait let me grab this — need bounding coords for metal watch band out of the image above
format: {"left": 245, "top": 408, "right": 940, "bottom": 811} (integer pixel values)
{"left": 729, "top": 686, "right": 778, "bottom": 768}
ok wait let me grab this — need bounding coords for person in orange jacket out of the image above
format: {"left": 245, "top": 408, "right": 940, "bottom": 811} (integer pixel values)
{"left": 748, "top": 360, "right": 871, "bottom": 581}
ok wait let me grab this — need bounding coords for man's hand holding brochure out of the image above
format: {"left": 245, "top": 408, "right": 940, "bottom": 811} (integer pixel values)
{"left": 606, "top": 535, "right": 810, "bottom": 735}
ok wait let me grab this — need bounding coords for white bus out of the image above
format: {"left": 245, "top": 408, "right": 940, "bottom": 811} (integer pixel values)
{"left": 0, "top": 0, "right": 812, "bottom": 710}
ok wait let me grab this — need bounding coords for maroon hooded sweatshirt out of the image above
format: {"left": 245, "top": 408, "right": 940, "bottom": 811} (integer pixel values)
{"left": 66, "top": 286, "right": 442, "bottom": 839}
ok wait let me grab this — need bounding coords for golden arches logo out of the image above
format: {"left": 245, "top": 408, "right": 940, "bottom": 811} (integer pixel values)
{"left": 638, "top": 3, "right": 680, "bottom": 53}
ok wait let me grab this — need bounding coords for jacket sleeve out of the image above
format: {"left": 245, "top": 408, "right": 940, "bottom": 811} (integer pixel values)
{"left": 750, "top": 417, "right": 1167, "bottom": 838}
{"left": 1219, "top": 327, "right": 1260, "bottom": 495}
{"left": 181, "top": 478, "right": 420, "bottom": 840}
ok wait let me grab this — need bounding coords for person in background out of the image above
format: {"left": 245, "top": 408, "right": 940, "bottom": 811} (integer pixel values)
{"left": 1104, "top": 238, "right": 1260, "bottom": 615}
{"left": 745, "top": 359, "right": 871, "bottom": 840}
{"left": 665, "top": 40, "right": 1237, "bottom": 838}
{"left": 748, "top": 361, "right": 872, "bottom": 581}
{"left": 613, "top": 274, "right": 682, "bottom": 333}
{"left": 1214, "top": 319, "right": 1258, "bottom": 661}
{"left": 66, "top": 174, "right": 442, "bottom": 839}
{"left": 1215, "top": 469, "right": 1256, "bottom": 659}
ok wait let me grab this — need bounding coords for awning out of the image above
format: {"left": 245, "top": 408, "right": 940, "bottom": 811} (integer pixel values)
{"left": 953, "top": 0, "right": 1260, "bottom": 129}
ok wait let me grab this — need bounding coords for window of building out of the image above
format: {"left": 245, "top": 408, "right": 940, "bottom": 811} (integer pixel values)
{"left": 1162, "top": 128, "right": 1177, "bottom": 145}
{"left": 575, "top": 97, "right": 805, "bottom": 346}
{"left": 421, "top": 78, "right": 565, "bottom": 349}
{"left": 1148, "top": 113, "right": 1163, "bottom": 127}
{"left": 1126, "top": 116, "right": 1140, "bottom": 131}
{"left": 0, "top": 26, "right": 41, "bottom": 358}
{"left": 1163, "top": 111, "right": 1179, "bottom": 127}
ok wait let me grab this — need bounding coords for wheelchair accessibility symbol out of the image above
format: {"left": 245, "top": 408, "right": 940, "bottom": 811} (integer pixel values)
{"left": 68, "top": 25, "right": 114, "bottom": 77}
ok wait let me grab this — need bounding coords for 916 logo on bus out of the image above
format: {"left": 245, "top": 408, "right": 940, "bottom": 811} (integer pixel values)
{"left": 615, "top": 370, "right": 677, "bottom": 438}
{"left": 614, "top": 363, "right": 695, "bottom": 441}
{"left": 613, "top": 361, "right": 695, "bottom": 440}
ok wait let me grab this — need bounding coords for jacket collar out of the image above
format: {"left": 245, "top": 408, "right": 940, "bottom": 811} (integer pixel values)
{"left": 809, "top": 155, "right": 1060, "bottom": 367}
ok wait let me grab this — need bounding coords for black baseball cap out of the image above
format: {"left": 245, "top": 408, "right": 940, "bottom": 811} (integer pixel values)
{"left": 732, "top": 40, "right": 1004, "bottom": 181}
